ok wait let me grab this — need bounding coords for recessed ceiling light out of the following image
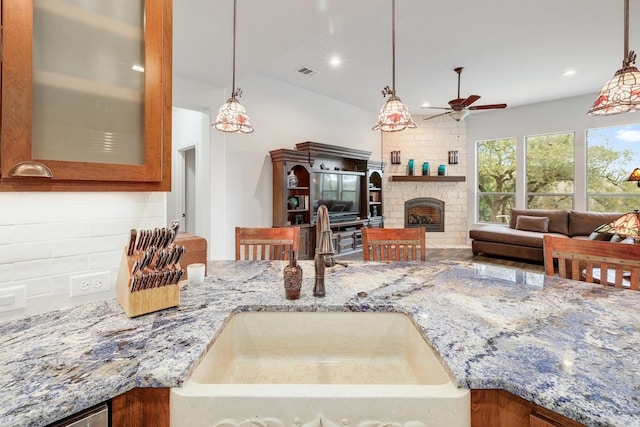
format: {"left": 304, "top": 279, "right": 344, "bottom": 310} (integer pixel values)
{"left": 329, "top": 56, "right": 342, "bottom": 67}
{"left": 563, "top": 69, "right": 576, "bottom": 77}
{"left": 421, "top": 102, "right": 431, "bottom": 108}
{"left": 132, "top": 64, "right": 145, "bottom": 73}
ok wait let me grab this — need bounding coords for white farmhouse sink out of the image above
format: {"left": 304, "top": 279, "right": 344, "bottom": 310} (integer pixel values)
{"left": 171, "top": 311, "right": 470, "bottom": 427}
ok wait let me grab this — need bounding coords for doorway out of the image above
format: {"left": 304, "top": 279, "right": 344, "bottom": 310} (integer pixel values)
{"left": 182, "top": 146, "right": 196, "bottom": 234}
{"left": 168, "top": 107, "right": 211, "bottom": 247}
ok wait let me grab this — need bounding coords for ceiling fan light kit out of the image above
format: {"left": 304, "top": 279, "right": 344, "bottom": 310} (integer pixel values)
{"left": 213, "top": 0, "right": 254, "bottom": 134}
{"left": 372, "top": 0, "right": 416, "bottom": 132}
{"left": 449, "top": 110, "right": 470, "bottom": 122}
{"left": 588, "top": 0, "right": 640, "bottom": 115}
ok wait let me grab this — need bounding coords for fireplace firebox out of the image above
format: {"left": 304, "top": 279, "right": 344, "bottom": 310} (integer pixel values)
{"left": 405, "top": 198, "right": 444, "bottom": 232}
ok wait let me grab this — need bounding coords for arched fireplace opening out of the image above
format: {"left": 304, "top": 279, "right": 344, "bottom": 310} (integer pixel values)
{"left": 405, "top": 198, "right": 445, "bottom": 232}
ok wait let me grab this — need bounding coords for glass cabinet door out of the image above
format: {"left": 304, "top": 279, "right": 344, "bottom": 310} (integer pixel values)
{"left": 1, "top": 0, "right": 170, "bottom": 186}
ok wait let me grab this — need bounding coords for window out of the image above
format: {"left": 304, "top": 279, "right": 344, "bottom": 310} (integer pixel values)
{"left": 587, "top": 124, "right": 640, "bottom": 212}
{"left": 525, "top": 132, "right": 575, "bottom": 210}
{"left": 476, "top": 138, "right": 516, "bottom": 223}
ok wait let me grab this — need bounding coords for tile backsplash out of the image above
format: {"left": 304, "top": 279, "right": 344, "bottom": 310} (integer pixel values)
{"left": 0, "top": 192, "right": 165, "bottom": 321}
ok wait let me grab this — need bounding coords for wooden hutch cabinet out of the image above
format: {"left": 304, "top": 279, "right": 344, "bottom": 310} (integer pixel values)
{"left": 367, "top": 161, "right": 384, "bottom": 228}
{"left": 270, "top": 142, "right": 385, "bottom": 259}
{"left": 269, "top": 148, "right": 315, "bottom": 259}
{"left": 0, "top": 0, "right": 172, "bottom": 192}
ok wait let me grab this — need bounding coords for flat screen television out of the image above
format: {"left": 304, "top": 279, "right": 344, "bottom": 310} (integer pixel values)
{"left": 312, "top": 172, "right": 362, "bottom": 222}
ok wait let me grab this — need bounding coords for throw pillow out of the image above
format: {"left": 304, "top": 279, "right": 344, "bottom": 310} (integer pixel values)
{"left": 515, "top": 215, "right": 549, "bottom": 233}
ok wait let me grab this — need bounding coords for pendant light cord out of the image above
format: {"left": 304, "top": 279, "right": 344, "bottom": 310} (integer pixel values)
{"left": 391, "top": 0, "right": 396, "bottom": 96}
{"left": 232, "top": 0, "right": 238, "bottom": 97}
{"left": 623, "top": 0, "right": 637, "bottom": 67}
{"left": 624, "top": 0, "right": 629, "bottom": 64}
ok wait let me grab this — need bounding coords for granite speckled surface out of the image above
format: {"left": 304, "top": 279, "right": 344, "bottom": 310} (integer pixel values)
{"left": 1, "top": 260, "right": 639, "bottom": 427}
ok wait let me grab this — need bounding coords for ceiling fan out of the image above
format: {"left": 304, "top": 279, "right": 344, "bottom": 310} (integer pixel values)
{"left": 423, "top": 67, "right": 507, "bottom": 121}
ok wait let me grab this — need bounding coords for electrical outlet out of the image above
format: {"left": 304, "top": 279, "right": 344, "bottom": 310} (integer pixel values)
{"left": 0, "top": 286, "right": 27, "bottom": 313}
{"left": 70, "top": 271, "right": 111, "bottom": 297}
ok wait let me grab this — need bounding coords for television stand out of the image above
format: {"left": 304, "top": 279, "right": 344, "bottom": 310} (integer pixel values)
{"left": 328, "top": 220, "right": 367, "bottom": 256}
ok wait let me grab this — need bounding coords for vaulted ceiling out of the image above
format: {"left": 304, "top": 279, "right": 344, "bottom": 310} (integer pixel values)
{"left": 173, "top": 0, "right": 640, "bottom": 115}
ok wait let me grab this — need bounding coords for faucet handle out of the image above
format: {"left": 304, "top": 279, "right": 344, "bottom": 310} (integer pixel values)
{"left": 323, "top": 254, "right": 336, "bottom": 268}
{"left": 317, "top": 230, "right": 335, "bottom": 255}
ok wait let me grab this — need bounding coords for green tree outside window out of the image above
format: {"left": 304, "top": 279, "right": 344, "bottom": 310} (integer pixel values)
{"left": 477, "top": 138, "right": 516, "bottom": 223}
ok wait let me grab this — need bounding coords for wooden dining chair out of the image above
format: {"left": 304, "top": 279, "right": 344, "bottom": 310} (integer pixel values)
{"left": 543, "top": 235, "right": 640, "bottom": 290}
{"left": 235, "top": 227, "right": 299, "bottom": 260}
{"left": 362, "top": 227, "right": 426, "bottom": 261}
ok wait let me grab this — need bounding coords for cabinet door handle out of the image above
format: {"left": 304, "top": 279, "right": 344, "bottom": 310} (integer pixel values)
{"left": 8, "top": 161, "right": 53, "bottom": 178}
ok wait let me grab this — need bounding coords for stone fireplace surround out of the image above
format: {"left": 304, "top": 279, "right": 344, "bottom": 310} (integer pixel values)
{"left": 383, "top": 179, "right": 467, "bottom": 247}
{"left": 381, "top": 114, "right": 469, "bottom": 248}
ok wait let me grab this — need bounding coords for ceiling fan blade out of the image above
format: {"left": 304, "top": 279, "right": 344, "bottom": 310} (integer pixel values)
{"left": 420, "top": 106, "right": 452, "bottom": 110}
{"left": 460, "top": 95, "right": 481, "bottom": 108}
{"left": 469, "top": 103, "right": 507, "bottom": 110}
{"left": 423, "top": 111, "right": 451, "bottom": 121}
{"left": 448, "top": 98, "right": 465, "bottom": 108}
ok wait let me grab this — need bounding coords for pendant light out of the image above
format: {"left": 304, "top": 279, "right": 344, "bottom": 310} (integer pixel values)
{"left": 372, "top": 0, "right": 416, "bottom": 132}
{"left": 213, "top": 0, "right": 254, "bottom": 133}
{"left": 627, "top": 167, "right": 640, "bottom": 186}
{"left": 588, "top": 0, "right": 640, "bottom": 115}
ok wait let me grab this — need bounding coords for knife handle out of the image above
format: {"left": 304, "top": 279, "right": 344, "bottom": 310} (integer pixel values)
{"left": 127, "top": 229, "right": 137, "bottom": 257}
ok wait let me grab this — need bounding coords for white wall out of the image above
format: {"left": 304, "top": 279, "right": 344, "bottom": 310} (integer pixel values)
{"left": 467, "top": 93, "right": 640, "bottom": 233}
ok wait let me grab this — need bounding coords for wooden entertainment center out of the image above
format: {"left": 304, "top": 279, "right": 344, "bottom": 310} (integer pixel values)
{"left": 269, "top": 142, "right": 384, "bottom": 259}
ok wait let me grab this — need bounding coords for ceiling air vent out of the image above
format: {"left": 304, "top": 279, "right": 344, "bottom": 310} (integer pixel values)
{"left": 297, "top": 66, "right": 317, "bottom": 76}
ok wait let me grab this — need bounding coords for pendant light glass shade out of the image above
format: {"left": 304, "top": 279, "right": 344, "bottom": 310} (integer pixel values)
{"left": 213, "top": 0, "right": 254, "bottom": 134}
{"left": 372, "top": 0, "right": 416, "bottom": 132}
{"left": 627, "top": 167, "right": 640, "bottom": 186}
{"left": 373, "top": 93, "right": 417, "bottom": 132}
{"left": 588, "top": 0, "right": 640, "bottom": 115}
{"left": 595, "top": 210, "right": 640, "bottom": 237}
{"left": 213, "top": 96, "right": 254, "bottom": 133}
{"left": 588, "top": 61, "right": 640, "bottom": 115}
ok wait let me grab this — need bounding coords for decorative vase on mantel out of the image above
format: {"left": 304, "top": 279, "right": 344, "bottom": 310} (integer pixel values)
{"left": 288, "top": 170, "right": 298, "bottom": 188}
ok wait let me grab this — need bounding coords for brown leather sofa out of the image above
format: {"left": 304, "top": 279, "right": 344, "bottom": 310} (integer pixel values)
{"left": 469, "top": 209, "right": 623, "bottom": 262}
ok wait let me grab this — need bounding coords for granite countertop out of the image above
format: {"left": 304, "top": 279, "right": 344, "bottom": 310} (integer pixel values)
{"left": 1, "top": 260, "right": 639, "bottom": 427}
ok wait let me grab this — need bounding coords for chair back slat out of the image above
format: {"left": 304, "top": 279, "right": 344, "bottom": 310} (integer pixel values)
{"left": 235, "top": 227, "right": 299, "bottom": 260}
{"left": 543, "top": 235, "right": 640, "bottom": 291}
{"left": 362, "top": 228, "right": 426, "bottom": 261}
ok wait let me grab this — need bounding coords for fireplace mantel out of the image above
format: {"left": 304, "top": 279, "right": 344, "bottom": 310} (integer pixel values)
{"left": 389, "top": 176, "right": 465, "bottom": 182}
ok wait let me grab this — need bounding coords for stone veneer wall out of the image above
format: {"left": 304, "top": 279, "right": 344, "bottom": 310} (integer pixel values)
{"left": 382, "top": 115, "right": 469, "bottom": 248}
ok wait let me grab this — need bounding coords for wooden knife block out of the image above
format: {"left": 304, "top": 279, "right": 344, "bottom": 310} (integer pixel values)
{"left": 115, "top": 248, "right": 181, "bottom": 318}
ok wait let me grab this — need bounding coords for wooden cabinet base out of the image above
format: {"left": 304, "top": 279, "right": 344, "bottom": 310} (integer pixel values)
{"left": 471, "top": 389, "right": 585, "bottom": 427}
{"left": 112, "top": 387, "right": 170, "bottom": 427}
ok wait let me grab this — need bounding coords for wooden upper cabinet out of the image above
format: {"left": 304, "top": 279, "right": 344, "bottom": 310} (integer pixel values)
{"left": 0, "top": 0, "right": 172, "bottom": 191}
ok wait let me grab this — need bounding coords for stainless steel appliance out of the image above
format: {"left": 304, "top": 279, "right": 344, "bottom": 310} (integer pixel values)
{"left": 49, "top": 404, "right": 108, "bottom": 427}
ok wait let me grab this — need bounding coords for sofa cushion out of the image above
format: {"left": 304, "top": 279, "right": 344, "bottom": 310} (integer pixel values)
{"left": 470, "top": 225, "right": 567, "bottom": 248}
{"left": 515, "top": 215, "right": 549, "bottom": 233}
{"left": 568, "top": 210, "right": 623, "bottom": 237}
{"left": 509, "top": 209, "right": 569, "bottom": 235}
